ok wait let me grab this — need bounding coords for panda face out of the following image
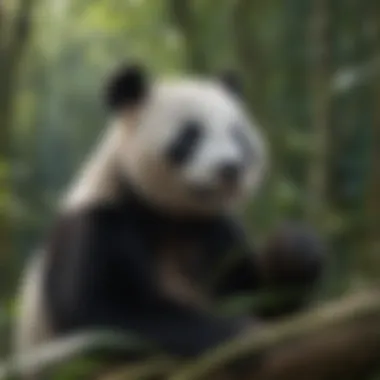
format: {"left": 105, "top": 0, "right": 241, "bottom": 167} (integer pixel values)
{"left": 118, "top": 79, "right": 267, "bottom": 215}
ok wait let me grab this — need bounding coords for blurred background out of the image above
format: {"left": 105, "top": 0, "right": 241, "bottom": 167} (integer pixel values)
{"left": 0, "top": 0, "right": 379, "bottom": 375}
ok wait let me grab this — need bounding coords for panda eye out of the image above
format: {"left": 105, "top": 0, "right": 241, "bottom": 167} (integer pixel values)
{"left": 166, "top": 120, "right": 203, "bottom": 165}
{"left": 233, "top": 127, "right": 255, "bottom": 163}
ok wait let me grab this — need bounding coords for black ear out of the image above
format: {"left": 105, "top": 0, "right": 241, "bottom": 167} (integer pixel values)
{"left": 105, "top": 63, "right": 149, "bottom": 111}
{"left": 218, "top": 70, "right": 244, "bottom": 98}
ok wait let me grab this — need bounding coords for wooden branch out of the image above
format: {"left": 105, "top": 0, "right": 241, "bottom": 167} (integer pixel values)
{"left": 2, "top": 290, "right": 380, "bottom": 380}
{"left": 170, "top": 289, "right": 380, "bottom": 380}
{"left": 0, "top": 331, "right": 162, "bottom": 379}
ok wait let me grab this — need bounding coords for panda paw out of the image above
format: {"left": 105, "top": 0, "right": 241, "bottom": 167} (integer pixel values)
{"left": 261, "top": 221, "right": 326, "bottom": 287}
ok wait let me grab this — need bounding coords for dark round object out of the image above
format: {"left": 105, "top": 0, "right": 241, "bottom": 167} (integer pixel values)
{"left": 263, "top": 222, "right": 326, "bottom": 286}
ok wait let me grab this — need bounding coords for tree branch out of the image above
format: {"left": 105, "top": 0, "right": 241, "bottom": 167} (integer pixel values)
{"left": 170, "top": 289, "right": 380, "bottom": 380}
{"left": 3, "top": 290, "right": 380, "bottom": 380}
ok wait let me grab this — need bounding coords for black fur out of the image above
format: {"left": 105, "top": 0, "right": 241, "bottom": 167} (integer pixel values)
{"left": 33, "top": 178, "right": 326, "bottom": 362}
{"left": 262, "top": 222, "right": 325, "bottom": 286}
{"left": 219, "top": 70, "right": 244, "bottom": 98}
{"left": 39, "top": 185, "right": 325, "bottom": 357}
{"left": 43, "top": 190, "right": 258, "bottom": 357}
{"left": 105, "top": 64, "right": 148, "bottom": 111}
{"left": 166, "top": 120, "right": 204, "bottom": 166}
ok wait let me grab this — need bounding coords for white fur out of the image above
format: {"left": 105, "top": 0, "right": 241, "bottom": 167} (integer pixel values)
{"left": 63, "top": 78, "right": 267, "bottom": 215}
{"left": 13, "top": 250, "right": 54, "bottom": 380}
{"left": 62, "top": 122, "right": 124, "bottom": 211}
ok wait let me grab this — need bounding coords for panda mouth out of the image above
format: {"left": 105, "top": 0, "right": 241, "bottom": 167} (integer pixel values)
{"left": 189, "top": 183, "right": 240, "bottom": 201}
{"left": 189, "top": 184, "right": 216, "bottom": 200}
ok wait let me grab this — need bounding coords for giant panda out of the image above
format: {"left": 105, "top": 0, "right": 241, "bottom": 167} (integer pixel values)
{"left": 14, "top": 64, "right": 324, "bottom": 378}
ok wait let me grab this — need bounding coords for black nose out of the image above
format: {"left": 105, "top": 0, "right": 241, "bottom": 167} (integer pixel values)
{"left": 218, "top": 162, "right": 242, "bottom": 184}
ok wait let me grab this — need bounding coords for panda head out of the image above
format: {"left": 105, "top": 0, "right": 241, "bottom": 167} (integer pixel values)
{"left": 105, "top": 64, "right": 267, "bottom": 216}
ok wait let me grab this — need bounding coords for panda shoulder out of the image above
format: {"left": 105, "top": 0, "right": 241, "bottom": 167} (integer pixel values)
{"left": 45, "top": 204, "right": 129, "bottom": 253}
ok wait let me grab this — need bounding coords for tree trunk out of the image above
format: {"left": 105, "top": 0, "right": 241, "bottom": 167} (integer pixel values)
{"left": 366, "top": 1, "right": 380, "bottom": 272}
{"left": 307, "top": 0, "right": 331, "bottom": 226}
{"left": 0, "top": 0, "right": 34, "bottom": 298}
{"left": 169, "top": 0, "right": 208, "bottom": 74}
{"left": 233, "top": 0, "right": 268, "bottom": 124}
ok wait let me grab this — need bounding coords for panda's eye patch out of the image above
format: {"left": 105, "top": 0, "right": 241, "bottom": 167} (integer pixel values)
{"left": 167, "top": 121, "right": 203, "bottom": 165}
{"left": 233, "top": 127, "right": 255, "bottom": 163}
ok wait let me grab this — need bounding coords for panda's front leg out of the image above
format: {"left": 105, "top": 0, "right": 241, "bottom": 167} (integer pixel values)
{"left": 254, "top": 222, "right": 326, "bottom": 319}
{"left": 213, "top": 219, "right": 326, "bottom": 319}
